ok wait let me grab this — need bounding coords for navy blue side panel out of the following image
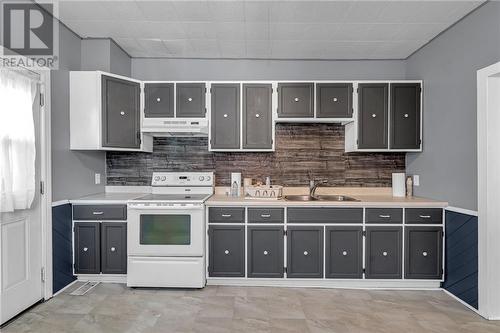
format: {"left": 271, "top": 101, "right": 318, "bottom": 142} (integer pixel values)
{"left": 52, "top": 204, "right": 76, "bottom": 293}
{"left": 443, "top": 210, "right": 478, "bottom": 309}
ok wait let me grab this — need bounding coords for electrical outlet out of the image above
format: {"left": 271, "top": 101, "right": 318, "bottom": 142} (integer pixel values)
{"left": 413, "top": 175, "right": 420, "bottom": 186}
{"left": 95, "top": 173, "right": 101, "bottom": 185}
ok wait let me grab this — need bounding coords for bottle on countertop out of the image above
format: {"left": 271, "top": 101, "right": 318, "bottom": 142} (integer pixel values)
{"left": 265, "top": 176, "right": 271, "bottom": 186}
{"left": 406, "top": 176, "right": 413, "bottom": 197}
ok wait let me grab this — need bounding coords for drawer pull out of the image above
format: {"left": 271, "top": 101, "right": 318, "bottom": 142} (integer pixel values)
{"left": 379, "top": 215, "right": 391, "bottom": 218}
{"left": 422, "top": 251, "right": 428, "bottom": 257}
{"left": 260, "top": 214, "right": 271, "bottom": 218}
{"left": 342, "top": 250, "right": 348, "bottom": 256}
{"left": 303, "top": 251, "right": 309, "bottom": 256}
{"left": 221, "top": 214, "right": 232, "bottom": 218}
{"left": 110, "top": 247, "right": 116, "bottom": 252}
{"left": 382, "top": 251, "right": 388, "bottom": 257}
{"left": 294, "top": 97, "right": 300, "bottom": 102}
{"left": 224, "top": 250, "right": 230, "bottom": 255}
{"left": 83, "top": 247, "right": 88, "bottom": 252}
{"left": 419, "top": 215, "right": 431, "bottom": 219}
{"left": 92, "top": 211, "right": 104, "bottom": 215}
{"left": 263, "top": 250, "right": 269, "bottom": 256}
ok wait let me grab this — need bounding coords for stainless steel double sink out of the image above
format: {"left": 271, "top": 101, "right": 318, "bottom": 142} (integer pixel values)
{"left": 284, "top": 195, "right": 359, "bottom": 202}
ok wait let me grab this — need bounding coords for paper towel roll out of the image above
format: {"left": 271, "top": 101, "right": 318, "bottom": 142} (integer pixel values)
{"left": 392, "top": 173, "right": 406, "bottom": 197}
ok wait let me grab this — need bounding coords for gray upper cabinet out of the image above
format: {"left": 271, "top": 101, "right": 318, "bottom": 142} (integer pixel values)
{"left": 405, "top": 227, "right": 443, "bottom": 279}
{"left": 101, "top": 75, "right": 141, "bottom": 149}
{"left": 357, "top": 83, "right": 389, "bottom": 149}
{"left": 74, "top": 222, "right": 100, "bottom": 274}
{"left": 325, "top": 227, "right": 363, "bottom": 279}
{"left": 287, "top": 227, "right": 323, "bottom": 278}
{"left": 242, "top": 84, "right": 273, "bottom": 149}
{"left": 144, "top": 83, "right": 174, "bottom": 118}
{"left": 210, "top": 84, "right": 240, "bottom": 149}
{"left": 316, "top": 83, "right": 353, "bottom": 118}
{"left": 101, "top": 222, "right": 127, "bottom": 274}
{"left": 208, "top": 225, "right": 245, "bottom": 277}
{"left": 390, "top": 83, "right": 421, "bottom": 149}
{"left": 278, "top": 83, "right": 314, "bottom": 118}
{"left": 177, "top": 83, "right": 206, "bottom": 118}
{"left": 365, "top": 226, "right": 402, "bottom": 279}
{"left": 248, "top": 226, "right": 284, "bottom": 278}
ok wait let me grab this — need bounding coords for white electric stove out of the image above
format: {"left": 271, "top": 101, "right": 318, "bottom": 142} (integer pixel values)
{"left": 127, "top": 172, "right": 214, "bottom": 288}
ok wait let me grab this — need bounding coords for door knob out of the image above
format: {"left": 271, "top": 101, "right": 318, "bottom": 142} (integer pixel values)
{"left": 156, "top": 97, "right": 161, "bottom": 102}
{"left": 333, "top": 97, "right": 338, "bottom": 102}
{"left": 224, "top": 250, "right": 230, "bottom": 255}
{"left": 422, "top": 251, "right": 428, "bottom": 257}
{"left": 263, "top": 250, "right": 269, "bottom": 256}
{"left": 188, "top": 97, "right": 193, "bottom": 102}
{"left": 372, "top": 114, "right": 377, "bottom": 118}
{"left": 83, "top": 247, "right": 88, "bottom": 252}
{"left": 382, "top": 251, "right": 388, "bottom": 257}
{"left": 120, "top": 111, "right": 125, "bottom": 116}
{"left": 342, "top": 250, "right": 348, "bottom": 256}
{"left": 303, "top": 251, "right": 309, "bottom": 256}
{"left": 404, "top": 113, "right": 409, "bottom": 118}
{"left": 223, "top": 114, "right": 228, "bottom": 118}
{"left": 294, "top": 97, "right": 300, "bottom": 102}
{"left": 110, "top": 247, "right": 116, "bottom": 252}
{"left": 255, "top": 113, "right": 260, "bottom": 118}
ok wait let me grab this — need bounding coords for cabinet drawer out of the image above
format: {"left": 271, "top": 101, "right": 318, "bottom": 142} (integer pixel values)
{"left": 209, "top": 207, "right": 245, "bottom": 223}
{"left": 248, "top": 208, "right": 284, "bottom": 223}
{"left": 287, "top": 208, "right": 362, "bottom": 223}
{"left": 405, "top": 208, "right": 442, "bottom": 224}
{"left": 73, "top": 205, "right": 127, "bottom": 220}
{"left": 366, "top": 208, "right": 403, "bottom": 224}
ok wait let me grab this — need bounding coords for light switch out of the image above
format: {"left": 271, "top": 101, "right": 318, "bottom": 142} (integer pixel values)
{"left": 95, "top": 173, "right": 101, "bottom": 185}
{"left": 413, "top": 175, "right": 420, "bottom": 186}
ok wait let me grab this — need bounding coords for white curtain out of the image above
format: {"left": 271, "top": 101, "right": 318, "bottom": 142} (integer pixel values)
{"left": 0, "top": 70, "right": 37, "bottom": 213}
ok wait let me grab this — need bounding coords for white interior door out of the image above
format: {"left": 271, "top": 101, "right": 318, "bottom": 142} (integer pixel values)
{"left": 0, "top": 82, "right": 43, "bottom": 325}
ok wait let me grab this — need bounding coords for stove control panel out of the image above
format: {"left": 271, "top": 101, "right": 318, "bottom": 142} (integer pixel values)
{"left": 151, "top": 172, "right": 214, "bottom": 187}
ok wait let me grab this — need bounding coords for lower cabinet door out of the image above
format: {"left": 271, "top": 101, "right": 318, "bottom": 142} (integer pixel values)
{"left": 325, "top": 227, "right": 363, "bottom": 278}
{"left": 101, "top": 222, "right": 127, "bottom": 274}
{"left": 74, "top": 222, "right": 100, "bottom": 274}
{"left": 248, "top": 226, "right": 284, "bottom": 278}
{"left": 287, "top": 227, "right": 323, "bottom": 278}
{"left": 405, "top": 227, "right": 443, "bottom": 279}
{"left": 365, "top": 227, "right": 402, "bottom": 279}
{"left": 209, "top": 225, "right": 245, "bottom": 277}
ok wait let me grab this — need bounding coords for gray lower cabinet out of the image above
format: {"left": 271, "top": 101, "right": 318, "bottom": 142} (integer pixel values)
{"left": 209, "top": 225, "right": 245, "bottom": 277}
{"left": 210, "top": 84, "right": 240, "bottom": 149}
{"left": 101, "top": 222, "right": 127, "bottom": 274}
{"left": 316, "top": 83, "right": 353, "bottom": 118}
{"left": 405, "top": 227, "right": 443, "bottom": 279}
{"left": 101, "top": 75, "right": 141, "bottom": 149}
{"left": 242, "top": 84, "right": 273, "bottom": 149}
{"left": 144, "top": 83, "right": 174, "bottom": 118}
{"left": 177, "top": 83, "right": 206, "bottom": 117}
{"left": 325, "top": 227, "right": 363, "bottom": 279}
{"left": 248, "top": 226, "right": 284, "bottom": 278}
{"left": 365, "top": 227, "right": 402, "bottom": 279}
{"left": 390, "top": 83, "right": 421, "bottom": 150}
{"left": 287, "top": 227, "right": 323, "bottom": 278}
{"left": 74, "top": 222, "right": 100, "bottom": 274}
{"left": 278, "top": 83, "right": 314, "bottom": 118}
{"left": 357, "top": 83, "right": 389, "bottom": 149}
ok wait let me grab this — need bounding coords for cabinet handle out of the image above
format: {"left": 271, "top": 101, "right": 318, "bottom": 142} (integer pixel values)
{"left": 260, "top": 214, "right": 271, "bottom": 218}
{"left": 221, "top": 214, "right": 232, "bottom": 218}
{"left": 419, "top": 215, "right": 431, "bottom": 219}
{"left": 379, "top": 215, "right": 391, "bottom": 218}
{"left": 255, "top": 113, "right": 260, "bottom": 118}
{"left": 110, "top": 247, "right": 116, "bottom": 252}
{"left": 188, "top": 97, "right": 193, "bottom": 102}
{"left": 83, "top": 247, "right": 88, "bottom": 252}
{"left": 303, "top": 251, "right": 309, "bottom": 256}
{"left": 404, "top": 113, "right": 409, "bottom": 118}
{"left": 92, "top": 211, "right": 104, "bottom": 215}
{"left": 422, "top": 251, "right": 428, "bottom": 257}
{"left": 294, "top": 97, "right": 300, "bottom": 102}
{"left": 223, "top": 114, "right": 228, "bottom": 118}
{"left": 224, "top": 250, "right": 230, "bottom": 255}
{"left": 333, "top": 97, "right": 338, "bottom": 102}
{"left": 120, "top": 111, "right": 125, "bottom": 116}
{"left": 382, "top": 251, "right": 388, "bottom": 257}
{"left": 371, "top": 113, "right": 377, "bottom": 118}
{"left": 263, "top": 250, "right": 269, "bottom": 256}
{"left": 342, "top": 250, "right": 348, "bottom": 256}
{"left": 156, "top": 97, "right": 161, "bottom": 102}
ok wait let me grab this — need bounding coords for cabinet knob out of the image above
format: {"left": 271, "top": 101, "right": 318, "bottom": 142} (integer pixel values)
{"left": 188, "top": 97, "right": 193, "bottom": 102}
{"left": 419, "top": 215, "right": 431, "bottom": 219}
{"left": 110, "top": 247, "right": 116, "bottom": 252}
{"left": 263, "top": 250, "right": 269, "bottom": 256}
{"left": 379, "top": 215, "right": 391, "bottom": 218}
{"left": 224, "top": 250, "right": 230, "bottom": 255}
{"left": 372, "top": 114, "right": 377, "bottom": 118}
{"left": 120, "top": 111, "right": 125, "bottom": 116}
{"left": 404, "top": 113, "right": 409, "bottom": 118}
{"left": 303, "top": 251, "right": 309, "bottom": 256}
{"left": 83, "top": 247, "right": 88, "bottom": 252}
{"left": 260, "top": 214, "right": 271, "bottom": 218}
{"left": 223, "top": 114, "right": 228, "bottom": 118}
{"left": 294, "top": 97, "right": 300, "bottom": 102}
{"left": 342, "top": 250, "right": 348, "bottom": 256}
{"left": 422, "top": 251, "right": 428, "bottom": 257}
{"left": 221, "top": 214, "right": 232, "bottom": 218}
{"left": 255, "top": 113, "right": 260, "bottom": 118}
{"left": 156, "top": 97, "right": 161, "bottom": 102}
{"left": 333, "top": 97, "right": 338, "bottom": 102}
{"left": 382, "top": 251, "right": 388, "bottom": 257}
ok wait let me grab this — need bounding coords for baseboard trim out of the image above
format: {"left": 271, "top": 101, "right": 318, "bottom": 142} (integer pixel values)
{"left": 76, "top": 274, "right": 127, "bottom": 283}
{"left": 442, "top": 289, "right": 483, "bottom": 317}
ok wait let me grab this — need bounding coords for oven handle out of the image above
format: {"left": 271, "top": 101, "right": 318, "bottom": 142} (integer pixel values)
{"left": 128, "top": 204, "right": 204, "bottom": 210}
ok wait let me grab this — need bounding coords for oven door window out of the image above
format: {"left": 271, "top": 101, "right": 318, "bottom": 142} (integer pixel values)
{"left": 140, "top": 215, "right": 191, "bottom": 245}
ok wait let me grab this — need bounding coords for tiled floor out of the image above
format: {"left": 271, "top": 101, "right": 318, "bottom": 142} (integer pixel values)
{"left": 2, "top": 282, "right": 500, "bottom": 333}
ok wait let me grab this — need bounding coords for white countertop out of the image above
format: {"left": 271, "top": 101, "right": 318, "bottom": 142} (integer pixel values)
{"left": 70, "top": 192, "right": 150, "bottom": 204}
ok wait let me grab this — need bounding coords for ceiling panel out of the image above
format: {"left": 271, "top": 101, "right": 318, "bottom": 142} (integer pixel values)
{"left": 55, "top": 0, "right": 485, "bottom": 59}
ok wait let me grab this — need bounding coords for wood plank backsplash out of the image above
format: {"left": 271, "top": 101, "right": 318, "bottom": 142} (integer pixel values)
{"left": 106, "top": 123, "right": 405, "bottom": 186}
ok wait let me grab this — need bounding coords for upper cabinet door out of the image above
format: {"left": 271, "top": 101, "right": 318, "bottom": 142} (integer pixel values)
{"left": 101, "top": 75, "right": 141, "bottom": 149}
{"left": 357, "top": 83, "right": 389, "bottom": 149}
{"left": 242, "top": 84, "right": 272, "bottom": 149}
{"left": 176, "top": 83, "right": 206, "bottom": 118}
{"left": 144, "top": 83, "right": 174, "bottom": 118}
{"left": 210, "top": 84, "right": 240, "bottom": 149}
{"left": 278, "top": 83, "right": 314, "bottom": 118}
{"left": 316, "top": 83, "right": 353, "bottom": 118}
{"left": 390, "top": 83, "right": 421, "bottom": 150}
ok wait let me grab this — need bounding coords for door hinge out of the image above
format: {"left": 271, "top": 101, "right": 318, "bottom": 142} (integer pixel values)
{"left": 205, "top": 88, "right": 207, "bottom": 93}
{"left": 40, "top": 181, "right": 44, "bottom": 195}
{"left": 363, "top": 268, "right": 366, "bottom": 274}
{"left": 41, "top": 267, "right": 46, "bottom": 282}
{"left": 283, "top": 267, "right": 287, "bottom": 274}
{"left": 362, "top": 230, "right": 366, "bottom": 237}
{"left": 39, "top": 93, "right": 44, "bottom": 107}
{"left": 283, "top": 230, "right": 287, "bottom": 236}
{"left": 210, "top": 88, "right": 212, "bottom": 93}
{"left": 137, "top": 131, "right": 142, "bottom": 144}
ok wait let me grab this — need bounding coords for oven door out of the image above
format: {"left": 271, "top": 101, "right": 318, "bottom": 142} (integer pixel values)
{"left": 127, "top": 204, "right": 204, "bottom": 257}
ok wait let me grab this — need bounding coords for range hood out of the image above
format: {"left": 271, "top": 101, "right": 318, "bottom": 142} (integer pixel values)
{"left": 142, "top": 118, "right": 209, "bottom": 137}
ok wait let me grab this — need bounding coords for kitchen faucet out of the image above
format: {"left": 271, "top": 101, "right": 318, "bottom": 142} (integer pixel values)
{"left": 309, "top": 179, "right": 328, "bottom": 197}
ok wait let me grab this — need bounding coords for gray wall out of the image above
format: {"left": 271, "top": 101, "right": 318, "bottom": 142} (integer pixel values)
{"left": 405, "top": 2, "right": 500, "bottom": 211}
{"left": 110, "top": 40, "right": 131, "bottom": 77}
{"left": 81, "top": 38, "right": 131, "bottom": 76}
{"left": 132, "top": 58, "right": 406, "bottom": 81}
{"left": 51, "top": 25, "right": 105, "bottom": 201}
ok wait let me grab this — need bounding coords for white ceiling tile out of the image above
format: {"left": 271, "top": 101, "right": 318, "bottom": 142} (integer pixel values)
{"left": 100, "top": 1, "right": 143, "bottom": 21}
{"left": 172, "top": 1, "right": 212, "bottom": 22}
{"left": 178, "top": 22, "right": 216, "bottom": 39}
{"left": 215, "top": 22, "right": 245, "bottom": 40}
{"left": 269, "top": 1, "right": 351, "bottom": 23}
{"left": 134, "top": 0, "right": 178, "bottom": 21}
{"left": 59, "top": 1, "right": 109, "bottom": 21}
{"left": 244, "top": 1, "right": 270, "bottom": 22}
{"left": 219, "top": 40, "right": 246, "bottom": 58}
{"left": 245, "top": 23, "right": 269, "bottom": 40}
{"left": 135, "top": 39, "right": 170, "bottom": 57}
{"left": 64, "top": 20, "right": 124, "bottom": 38}
{"left": 270, "top": 23, "right": 340, "bottom": 41}
{"left": 208, "top": 1, "right": 244, "bottom": 22}
{"left": 245, "top": 40, "right": 271, "bottom": 58}
{"left": 162, "top": 39, "right": 191, "bottom": 57}
{"left": 187, "top": 39, "right": 220, "bottom": 58}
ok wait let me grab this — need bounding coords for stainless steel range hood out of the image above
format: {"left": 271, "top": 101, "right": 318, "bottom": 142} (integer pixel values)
{"left": 142, "top": 118, "right": 209, "bottom": 137}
